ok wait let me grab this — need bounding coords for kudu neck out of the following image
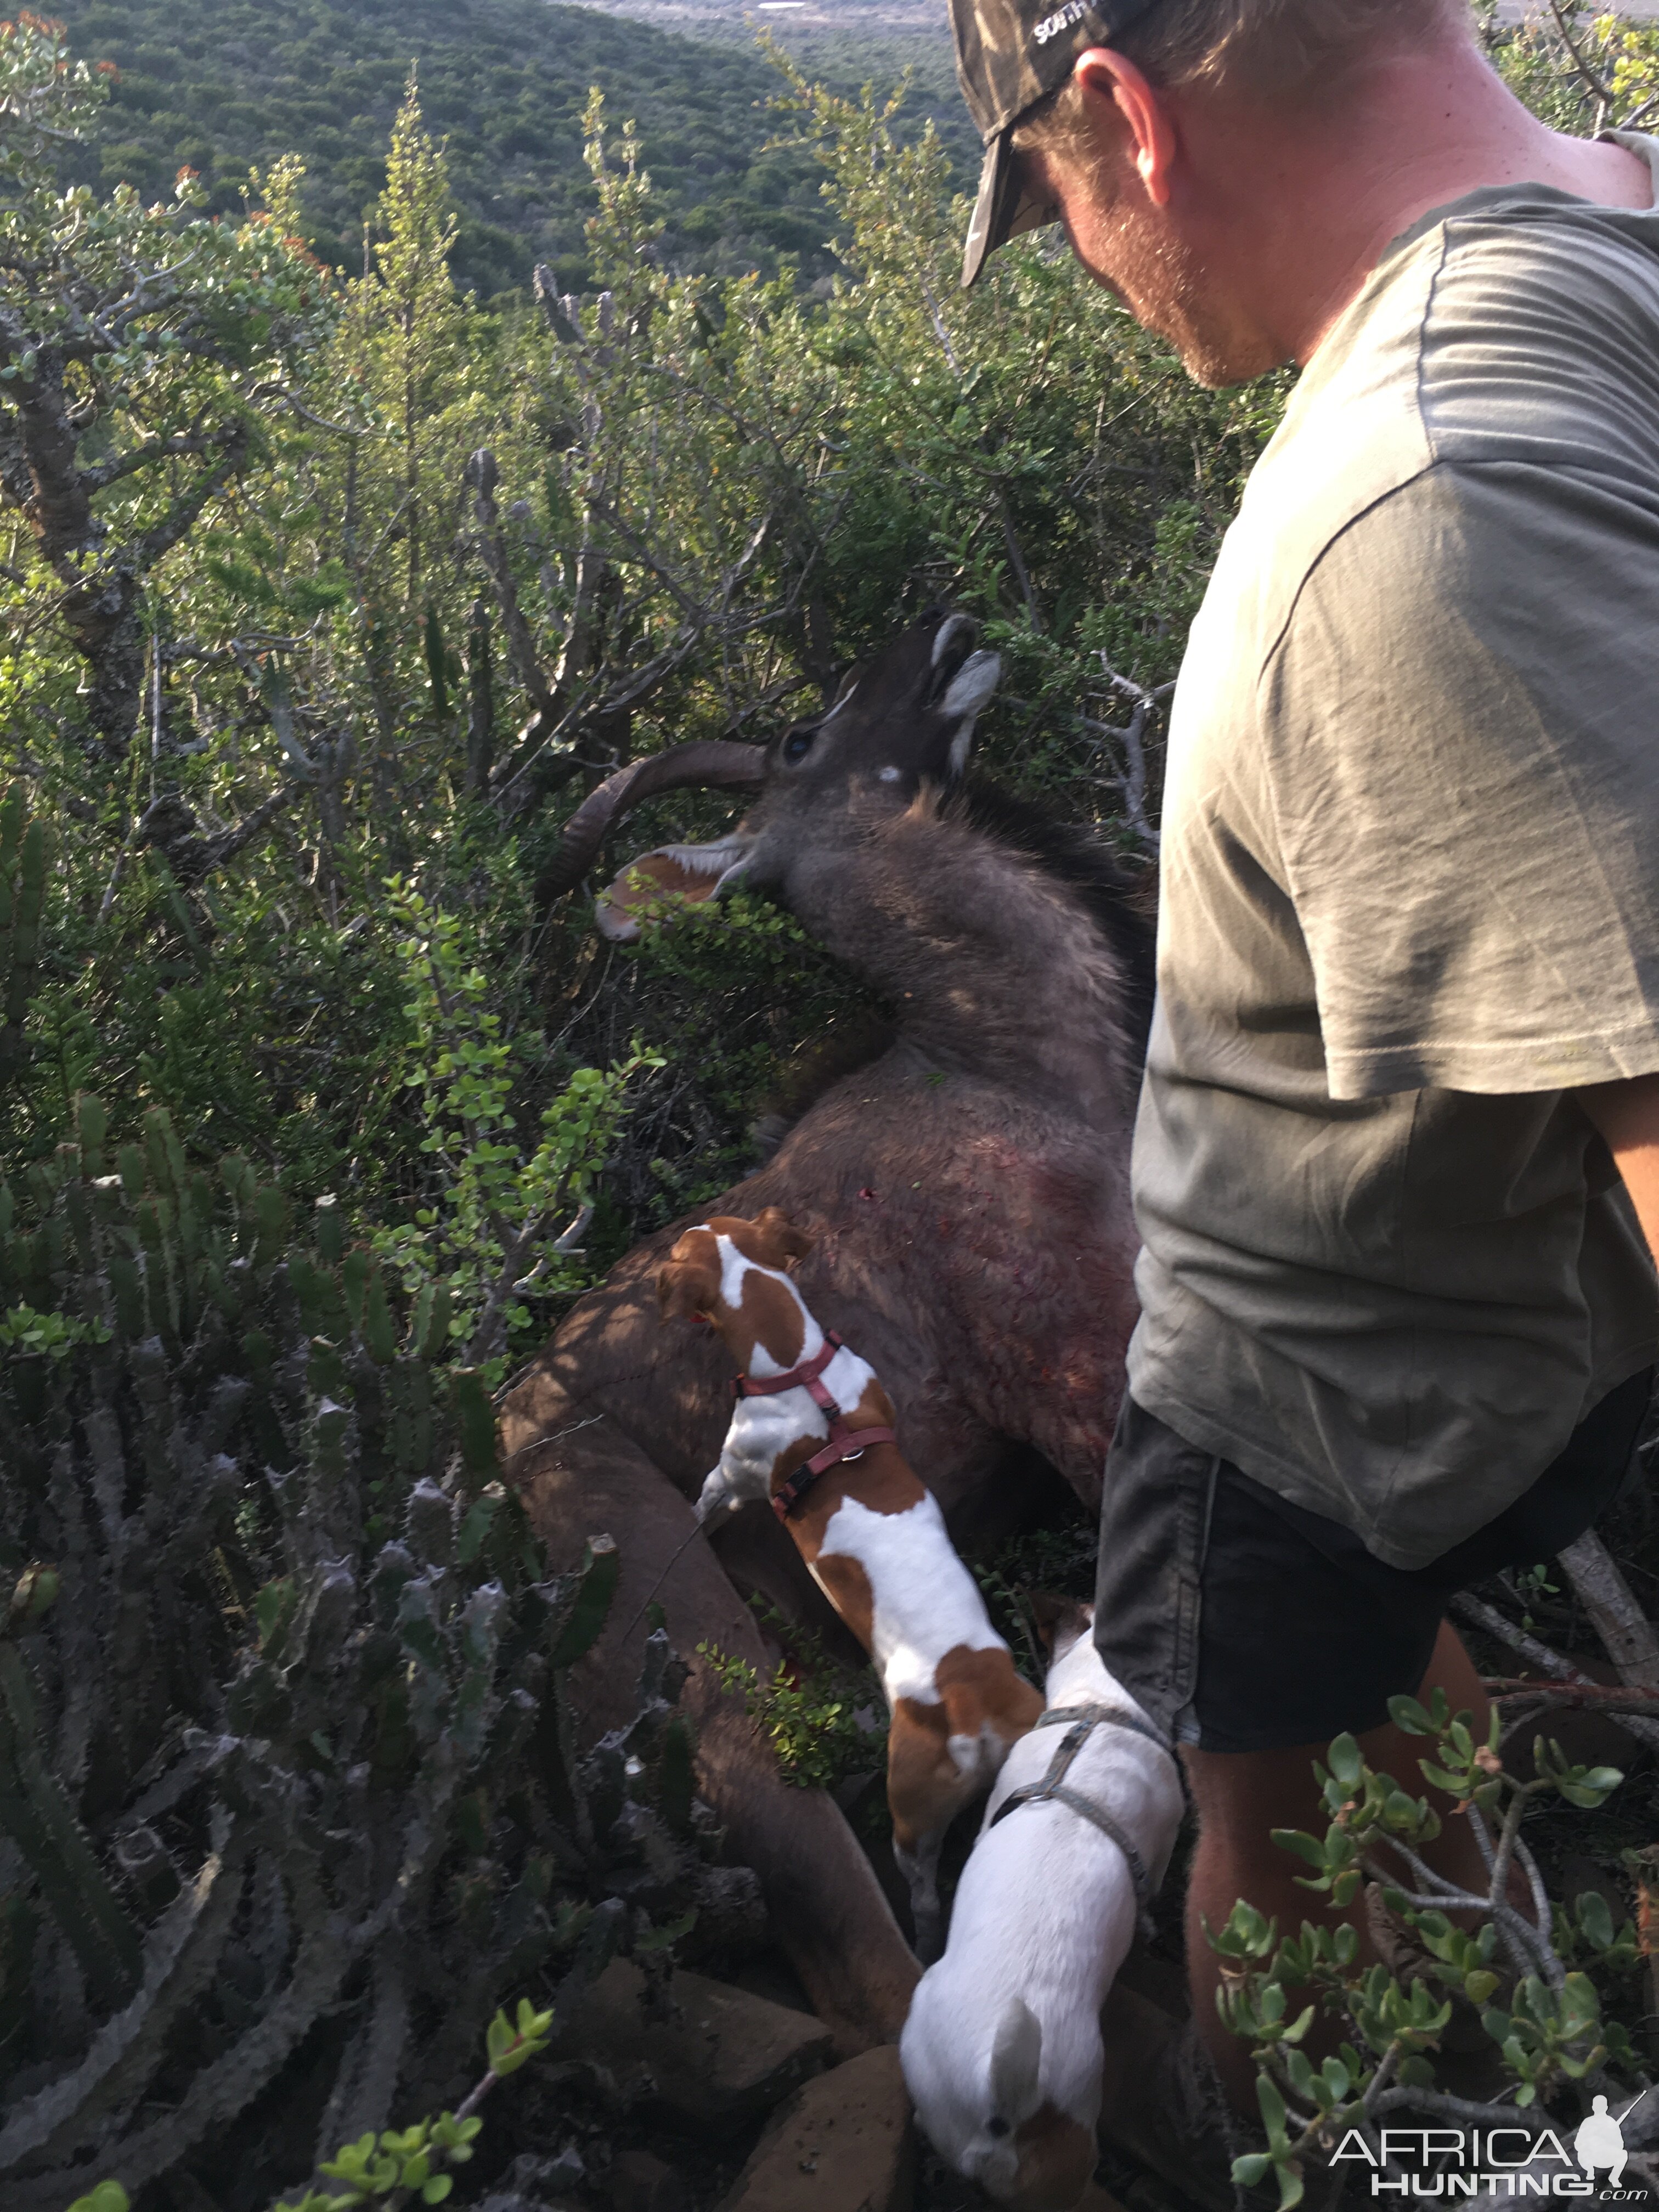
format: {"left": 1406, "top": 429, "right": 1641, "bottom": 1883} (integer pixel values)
{"left": 782, "top": 796, "right": 1134, "bottom": 1125}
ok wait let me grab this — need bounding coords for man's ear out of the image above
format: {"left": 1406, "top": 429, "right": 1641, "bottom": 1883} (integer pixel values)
{"left": 658, "top": 1256, "right": 718, "bottom": 1322}
{"left": 750, "top": 1206, "right": 814, "bottom": 1269}
{"left": 1073, "top": 47, "right": 1177, "bottom": 207}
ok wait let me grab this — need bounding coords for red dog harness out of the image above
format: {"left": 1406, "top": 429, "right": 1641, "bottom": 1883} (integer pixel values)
{"left": 735, "top": 1330, "right": 896, "bottom": 1521}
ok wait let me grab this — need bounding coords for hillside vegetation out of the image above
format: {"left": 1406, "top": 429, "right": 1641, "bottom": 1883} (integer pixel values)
{"left": 9, "top": 4, "right": 1659, "bottom": 2208}
{"left": 0, "top": 14, "right": 1266, "bottom": 2191}
{"left": 48, "top": 0, "right": 974, "bottom": 295}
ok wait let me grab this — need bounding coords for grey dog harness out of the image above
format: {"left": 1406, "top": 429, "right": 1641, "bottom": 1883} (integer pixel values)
{"left": 987, "top": 1701, "right": 1175, "bottom": 1931}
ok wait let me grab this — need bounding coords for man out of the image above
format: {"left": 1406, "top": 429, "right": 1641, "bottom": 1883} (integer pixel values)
{"left": 948, "top": 0, "right": 1659, "bottom": 2120}
{"left": 1576, "top": 2094, "right": 1632, "bottom": 2192}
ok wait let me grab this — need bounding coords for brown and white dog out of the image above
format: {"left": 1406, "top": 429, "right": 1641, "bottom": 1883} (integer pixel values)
{"left": 658, "top": 1207, "right": 1043, "bottom": 1959}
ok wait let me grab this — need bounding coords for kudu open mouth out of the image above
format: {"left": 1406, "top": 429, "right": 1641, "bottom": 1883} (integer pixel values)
{"left": 533, "top": 736, "right": 766, "bottom": 918}
{"left": 534, "top": 611, "right": 1002, "bottom": 940}
{"left": 591, "top": 834, "right": 754, "bottom": 943}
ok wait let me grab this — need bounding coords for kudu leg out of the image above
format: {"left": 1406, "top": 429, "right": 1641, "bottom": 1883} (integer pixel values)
{"left": 893, "top": 1833, "right": 946, "bottom": 1966}
{"left": 513, "top": 1420, "right": 920, "bottom": 2050}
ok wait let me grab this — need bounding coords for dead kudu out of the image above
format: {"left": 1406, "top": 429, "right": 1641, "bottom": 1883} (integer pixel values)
{"left": 500, "top": 612, "right": 1152, "bottom": 2045}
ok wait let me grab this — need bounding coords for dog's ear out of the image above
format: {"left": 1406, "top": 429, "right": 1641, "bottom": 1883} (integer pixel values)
{"left": 1027, "top": 1589, "right": 1072, "bottom": 1653}
{"left": 749, "top": 1206, "right": 814, "bottom": 1269}
{"left": 988, "top": 1999, "right": 1043, "bottom": 2121}
{"left": 658, "top": 1250, "right": 719, "bottom": 1323}
{"left": 1030, "top": 1593, "right": 1092, "bottom": 1658}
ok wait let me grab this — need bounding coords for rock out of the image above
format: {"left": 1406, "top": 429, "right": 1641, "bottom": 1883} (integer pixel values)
{"left": 612, "top": 2149, "right": 693, "bottom": 2212}
{"left": 517, "top": 2149, "right": 587, "bottom": 2194}
{"left": 1097, "top": 1985, "right": 1232, "bottom": 2212}
{"left": 479, "top": 2149, "right": 588, "bottom": 2211}
{"left": 719, "top": 2045, "right": 914, "bottom": 2212}
{"left": 553, "top": 1958, "right": 836, "bottom": 2133}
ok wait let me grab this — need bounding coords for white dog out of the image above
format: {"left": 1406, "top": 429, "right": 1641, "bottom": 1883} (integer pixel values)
{"left": 900, "top": 1602, "right": 1183, "bottom": 2211}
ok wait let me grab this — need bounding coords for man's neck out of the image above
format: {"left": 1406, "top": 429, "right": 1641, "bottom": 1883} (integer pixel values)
{"left": 1178, "top": 38, "right": 1655, "bottom": 369}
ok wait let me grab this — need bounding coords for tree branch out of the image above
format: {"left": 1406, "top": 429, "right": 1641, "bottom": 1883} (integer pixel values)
{"left": 466, "top": 449, "right": 555, "bottom": 714}
{"left": 82, "top": 431, "right": 226, "bottom": 494}
{"left": 1452, "top": 1592, "right": 1659, "bottom": 1755}
{"left": 131, "top": 425, "right": 250, "bottom": 574}
{"left": 1548, "top": 0, "right": 1616, "bottom": 127}
{"left": 1557, "top": 1528, "right": 1659, "bottom": 1690}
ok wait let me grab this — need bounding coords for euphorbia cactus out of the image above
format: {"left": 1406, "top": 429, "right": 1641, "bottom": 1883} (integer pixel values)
{"left": 0, "top": 795, "right": 752, "bottom": 2211}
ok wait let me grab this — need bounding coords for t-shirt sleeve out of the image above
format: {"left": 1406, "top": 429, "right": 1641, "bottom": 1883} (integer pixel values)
{"left": 1262, "top": 459, "right": 1659, "bottom": 1101}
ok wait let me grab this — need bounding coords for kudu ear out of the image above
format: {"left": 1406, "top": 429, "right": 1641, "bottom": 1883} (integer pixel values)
{"left": 941, "top": 650, "right": 1002, "bottom": 778}
{"left": 657, "top": 1252, "right": 720, "bottom": 1323}
{"left": 827, "top": 661, "right": 864, "bottom": 712}
{"left": 989, "top": 1998, "right": 1044, "bottom": 2121}
{"left": 748, "top": 1206, "right": 814, "bottom": 1269}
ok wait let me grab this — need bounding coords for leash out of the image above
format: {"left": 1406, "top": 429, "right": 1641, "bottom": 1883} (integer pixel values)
{"left": 988, "top": 1701, "right": 1176, "bottom": 1937}
{"left": 733, "top": 1330, "right": 895, "bottom": 1521}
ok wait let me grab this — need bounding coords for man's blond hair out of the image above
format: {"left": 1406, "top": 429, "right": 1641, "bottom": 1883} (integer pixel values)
{"left": 1015, "top": 0, "right": 1467, "bottom": 156}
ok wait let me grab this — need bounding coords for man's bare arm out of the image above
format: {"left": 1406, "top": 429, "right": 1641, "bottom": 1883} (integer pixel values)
{"left": 1577, "top": 1072, "right": 1659, "bottom": 1263}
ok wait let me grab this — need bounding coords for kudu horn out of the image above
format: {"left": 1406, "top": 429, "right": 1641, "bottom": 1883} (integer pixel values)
{"left": 535, "top": 738, "right": 767, "bottom": 904}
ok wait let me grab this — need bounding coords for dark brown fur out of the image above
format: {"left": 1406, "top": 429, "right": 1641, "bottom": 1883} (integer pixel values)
{"left": 501, "top": 614, "right": 1144, "bottom": 2044}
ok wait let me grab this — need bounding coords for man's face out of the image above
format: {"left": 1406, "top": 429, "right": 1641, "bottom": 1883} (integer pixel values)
{"left": 1016, "top": 123, "right": 1282, "bottom": 388}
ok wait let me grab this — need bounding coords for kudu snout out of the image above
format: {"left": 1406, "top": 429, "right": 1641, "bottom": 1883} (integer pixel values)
{"left": 535, "top": 611, "right": 1003, "bottom": 934}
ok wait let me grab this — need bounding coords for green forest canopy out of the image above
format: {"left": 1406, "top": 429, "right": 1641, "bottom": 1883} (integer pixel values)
{"left": 49, "top": 0, "right": 980, "bottom": 294}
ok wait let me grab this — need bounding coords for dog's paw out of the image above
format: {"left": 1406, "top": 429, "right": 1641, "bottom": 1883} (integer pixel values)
{"left": 693, "top": 1470, "right": 736, "bottom": 1523}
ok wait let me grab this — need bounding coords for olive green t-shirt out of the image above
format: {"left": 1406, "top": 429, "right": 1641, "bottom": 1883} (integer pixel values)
{"left": 1128, "top": 140, "right": 1659, "bottom": 1571}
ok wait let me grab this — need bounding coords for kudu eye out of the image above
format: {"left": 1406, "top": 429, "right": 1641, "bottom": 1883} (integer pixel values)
{"left": 986, "top": 2117, "right": 1012, "bottom": 2140}
{"left": 781, "top": 727, "right": 815, "bottom": 766}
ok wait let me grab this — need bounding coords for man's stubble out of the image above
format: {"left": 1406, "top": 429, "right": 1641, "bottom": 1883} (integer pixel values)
{"left": 1056, "top": 155, "right": 1283, "bottom": 388}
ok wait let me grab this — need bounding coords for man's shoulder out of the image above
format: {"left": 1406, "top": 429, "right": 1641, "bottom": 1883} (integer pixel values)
{"left": 1199, "top": 235, "right": 1444, "bottom": 674}
{"left": 1420, "top": 189, "right": 1659, "bottom": 473}
{"left": 1198, "top": 188, "right": 1659, "bottom": 684}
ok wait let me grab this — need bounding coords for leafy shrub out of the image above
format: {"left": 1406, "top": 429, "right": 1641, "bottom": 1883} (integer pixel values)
{"left": 699, "top": 1621, "right": 888, "bottom": 1796}
{"left": 0, "top": 769, "right": 743, "bottom": 2204}
{"left": 0, "top": 1085, "right": 724, "bottom": 2199}
{"left": 371, "top": 876, "right": 659, "bottom": 1373}
{"left": 1210, "top": 1693, "right": 1645, "bottom": 2209}
{"left": 62, "top": 1997, "right": 554, "bottom": 2212}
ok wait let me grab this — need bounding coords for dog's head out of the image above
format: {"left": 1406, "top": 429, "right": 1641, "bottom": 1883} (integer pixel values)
{"left": 1028, "top": 1592, "right": 1093, "bottom": 1660}
{"left": 736, "top": 1206, "right": 814, "bottom": 1272}
{"left": 657, "top": 1226, "right": 724, "bottom": 1324}
{"left": 903, "top": 1995, "right": 1099, "bottom": 2212}
{"left": 656, "top": 1209, "right": 814, "bottom": 1325}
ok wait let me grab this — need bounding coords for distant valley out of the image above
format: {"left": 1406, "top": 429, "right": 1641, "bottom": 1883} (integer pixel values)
{"left": 51, "top": 0, "right": 974, "bottom": 298}
{"left": 55, "top": 0, "right": 1611, "bottom": 311}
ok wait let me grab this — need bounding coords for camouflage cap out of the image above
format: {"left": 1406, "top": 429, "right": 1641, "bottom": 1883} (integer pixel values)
{"left": 950, "top": 0, "right": 1164, "bottom": 286}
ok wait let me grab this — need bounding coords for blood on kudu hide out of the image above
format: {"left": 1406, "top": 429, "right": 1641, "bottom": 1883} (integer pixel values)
{"left": 499, "top": 611, "right": 1153, "bottom": 2046}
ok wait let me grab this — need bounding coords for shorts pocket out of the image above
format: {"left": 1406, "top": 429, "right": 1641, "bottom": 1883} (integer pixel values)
{"left": 1094, "top": 1396, "right": 1216, "bottom": 1744}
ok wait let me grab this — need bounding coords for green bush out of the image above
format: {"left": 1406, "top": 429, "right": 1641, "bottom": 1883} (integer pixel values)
{"left": 0, "top": 1088, "right": 729, "bottom": 2204}
{"left": 1210, "top": 1695, "right": 1646, "bottom": 2208}
{"left": 0, "top": 784, "right": 738, "bottom": 2205}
